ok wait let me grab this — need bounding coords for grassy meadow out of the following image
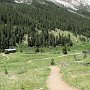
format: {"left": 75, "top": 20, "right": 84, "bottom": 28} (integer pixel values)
{"left": 0, "top": 52, "right": 52, "bottom": 90}
{"left": 0, "top": 40, "right": 90, "bottom": 90}
{"left": 59, "top": 53, "right": 90, "bottom": 90}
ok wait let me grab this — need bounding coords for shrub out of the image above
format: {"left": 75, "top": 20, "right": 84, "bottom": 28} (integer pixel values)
{"left": 35, "top": 47, "right": 39, "bottom": 53}
{"left": 82, "top": 51, "right": 87, "bottom": 59}
{"left": 40, "top": 49, "right": 45, "bottom": 53}
{"left": 20, "top": 50, "right": 22, "bottom": 53}
{"left": 51, "top": 59, "right": 55, "bottom": 65}
{"left": 5, "top": 67, "right": 8, "bottom": 74}
{"left": 62, "top": 46, "right": 67, "bottom": 54}
{"left": 21, "top": 85, "right": 24, "bottom": 90}
{"left": 83, "top": 62, "right": 90, "bottom": 66}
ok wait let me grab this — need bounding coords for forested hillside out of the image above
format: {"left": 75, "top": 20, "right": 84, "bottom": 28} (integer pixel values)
{"left": 0, "top": 0, "right": 90, "bottom": 51}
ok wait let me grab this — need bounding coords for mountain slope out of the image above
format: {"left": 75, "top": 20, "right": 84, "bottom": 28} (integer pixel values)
{"left": 0, "top": 0, "right": 90, "bottom": 38}
{"left": 48, "top": 0, "right": 90, "bottom": 11}
{"left": 15, "top": 0, "right": 32, "bottom": 4}
{"left": 14, "top": 0, "right": 90, "bottom": 11}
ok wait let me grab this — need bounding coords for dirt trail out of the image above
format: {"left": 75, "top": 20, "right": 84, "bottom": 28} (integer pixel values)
{"left": 27, "top": 53, "right": 81, "bottom": 63}
{"left": 1, "top": 53, "right": 9, "bottom": 60}
{"left": 47, "top": 66, "right": 78, "bottom": 90}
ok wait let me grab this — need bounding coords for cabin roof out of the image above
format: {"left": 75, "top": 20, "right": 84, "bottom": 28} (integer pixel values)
{"left": 5, "top": 49, "right": 16, "bottom": 51}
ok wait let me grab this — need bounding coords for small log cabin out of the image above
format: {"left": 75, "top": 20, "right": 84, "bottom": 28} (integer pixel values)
{"left": 4, "top": 49, "right": 16, "bottom": 54}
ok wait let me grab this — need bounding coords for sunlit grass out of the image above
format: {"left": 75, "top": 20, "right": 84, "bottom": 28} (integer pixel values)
{"left": 59, "top": 54, "right": 90, "bottom": 90}
{"left": 0, "top": 42, "right": 90, "bottom": 90}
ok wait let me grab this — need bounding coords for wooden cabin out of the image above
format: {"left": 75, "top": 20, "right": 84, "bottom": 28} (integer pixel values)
{"left": 4, "top": 49, "right": 16, "bottom": 54}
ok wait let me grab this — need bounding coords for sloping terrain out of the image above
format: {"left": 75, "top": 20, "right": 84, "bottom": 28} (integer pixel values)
{"left": 15, "top": 0, "right": 90, "bottom": 11}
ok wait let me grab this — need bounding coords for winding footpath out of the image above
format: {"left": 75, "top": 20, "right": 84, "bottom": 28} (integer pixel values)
{"left": 1, "top": 53, "right": 9, "bottom": 60}
{"left": 47, "top": 66, "right": 78, "bottom": 90}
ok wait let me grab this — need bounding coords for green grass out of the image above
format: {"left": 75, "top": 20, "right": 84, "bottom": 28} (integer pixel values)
{"left": 0, "top": 42, "right": 90, "bottom": 90}
{"left": 0, "top": 52, "right": 53, "bottom": 90}
{"left": 59, "top": 54, "right": 90, "bottom": 90}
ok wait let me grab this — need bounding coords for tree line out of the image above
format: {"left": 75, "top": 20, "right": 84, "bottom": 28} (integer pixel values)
{"left": 28, "top": 26, "right": 73, "bottom": 47}
{"left": 0, "top": 24, "right": 24, "bottom": 52}
{"left": 0, "top": 0, "right": 90, "bottom": 51}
